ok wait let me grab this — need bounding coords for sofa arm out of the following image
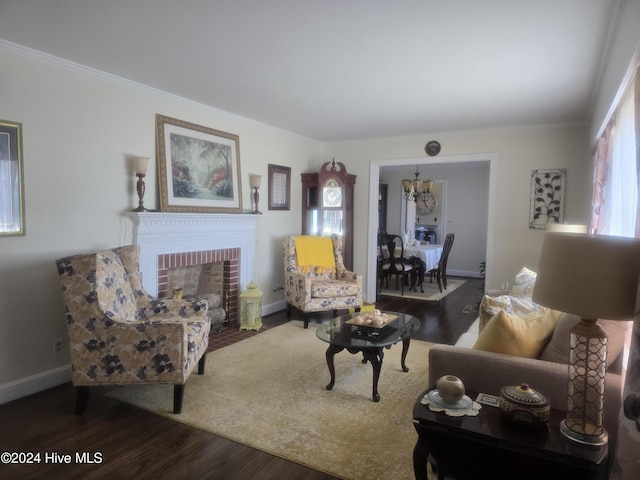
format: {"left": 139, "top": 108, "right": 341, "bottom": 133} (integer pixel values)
{"left": 429, "top": 344, "right": 622, "bottom": 410}
{"left": 429, "top": 344, "right": 568, "bottom": 409}
{"left": 284, "top": 270, "right": 312, "bottom": 305}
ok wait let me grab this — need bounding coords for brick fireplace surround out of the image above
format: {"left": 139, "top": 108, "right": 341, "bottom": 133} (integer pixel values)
{"left": 128, "top": 212, "right": 259, "bottom": 325}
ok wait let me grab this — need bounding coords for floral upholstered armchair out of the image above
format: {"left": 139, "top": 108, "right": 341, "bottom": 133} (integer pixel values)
{"left": 283, "top": 235, "right": 362, "bottom": 328}
{"left": 55, "top": 245, "right": 210, "bottom": 414}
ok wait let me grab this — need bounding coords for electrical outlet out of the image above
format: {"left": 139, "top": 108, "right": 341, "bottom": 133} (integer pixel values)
{"left": 53, "top": 338, "right": 63, "bottom": 356}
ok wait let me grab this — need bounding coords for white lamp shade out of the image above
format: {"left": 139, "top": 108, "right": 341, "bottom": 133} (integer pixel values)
{"left": 532, "top": 233, "right": 640, "bottom": 320}
{"left": 545, "top": 223, "right": 588, "bottom": 234}
{"left": 132, "top": 156, "right": 149, "bottom": 174}
{"left": 250, "top": 174, "right": 261, "bottom": 188}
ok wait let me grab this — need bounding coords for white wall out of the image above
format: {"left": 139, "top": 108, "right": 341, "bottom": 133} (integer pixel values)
{"left": 0, "top": 45, "right": 322, "bottom": 402}
{"left": 324, "top": 124, "right": 592, "bottom": 297}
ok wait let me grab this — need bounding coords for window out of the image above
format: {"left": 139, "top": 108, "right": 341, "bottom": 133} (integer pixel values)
{"left": 591, "top": 66, "right": 639, "bottom": 238}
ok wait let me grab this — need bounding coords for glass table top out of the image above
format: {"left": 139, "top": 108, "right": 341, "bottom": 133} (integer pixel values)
{"left": 315, "top": 311, "right": 420, "bottom": 349}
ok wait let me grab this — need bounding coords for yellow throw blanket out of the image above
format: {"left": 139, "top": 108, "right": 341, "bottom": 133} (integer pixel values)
{"left": 295, "top": 236, "right": 335, "bottom": 274}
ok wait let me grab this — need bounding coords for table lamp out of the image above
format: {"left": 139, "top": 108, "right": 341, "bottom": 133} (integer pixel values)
{"left": 250, "top": 174, "right": 262, "bottom": 214}
{"left": 131, "top": 156, "right": 152, "bottom": 212}
{"left": 532, "top": 232, "right": 640, "bottom": 445}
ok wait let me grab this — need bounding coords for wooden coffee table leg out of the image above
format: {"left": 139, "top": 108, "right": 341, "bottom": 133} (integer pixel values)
{"left": 401, "top": 338, "right": 411, "bottom": 372}
{"left": 363, "top": 347, "right": 384, "bottom": 402}
{"left": 325, "top": 344, "right": 344, "bottom": 391}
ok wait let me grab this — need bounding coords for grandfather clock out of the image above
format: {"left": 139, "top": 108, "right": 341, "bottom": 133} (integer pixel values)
{"left": 301, "top": 160, "right": 356, "bottom": 270}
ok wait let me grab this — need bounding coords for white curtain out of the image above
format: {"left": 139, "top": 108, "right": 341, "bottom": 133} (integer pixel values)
{"left": 596, "top": 82, "right": 637, "bottom": 237}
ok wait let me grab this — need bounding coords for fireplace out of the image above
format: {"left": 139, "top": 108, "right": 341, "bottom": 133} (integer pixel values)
{"left": 128, "top": 212, "right": 259, "bottom": 325}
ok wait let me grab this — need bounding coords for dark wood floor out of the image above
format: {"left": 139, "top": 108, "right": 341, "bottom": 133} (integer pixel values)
{"left": 0, "top": 277, "right": 482, "bottom": 480}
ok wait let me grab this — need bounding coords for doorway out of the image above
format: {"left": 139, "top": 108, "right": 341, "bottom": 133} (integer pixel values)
{"left": 367, "top": 153, "right": 497, "bottom": 302}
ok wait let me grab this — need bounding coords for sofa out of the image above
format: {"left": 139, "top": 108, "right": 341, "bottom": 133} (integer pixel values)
{"left": 429, "top": 267, "right": 630, "bottom": 449}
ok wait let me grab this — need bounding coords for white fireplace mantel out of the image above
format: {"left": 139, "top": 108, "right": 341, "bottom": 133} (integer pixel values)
{"left": 127, "top": 212, "right": 259, "bottom": 296}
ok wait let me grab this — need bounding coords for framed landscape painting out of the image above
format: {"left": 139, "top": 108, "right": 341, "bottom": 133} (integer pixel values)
{"left": 0, "top": 120, "right": 25, "bottom": 236}
{"left": 156, "top": 114, "right": 243, "bottom": 213}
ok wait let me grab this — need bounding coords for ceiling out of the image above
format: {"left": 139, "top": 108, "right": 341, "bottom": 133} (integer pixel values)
{"left": 0, "top": 0, "right": 620, "bottom": 142}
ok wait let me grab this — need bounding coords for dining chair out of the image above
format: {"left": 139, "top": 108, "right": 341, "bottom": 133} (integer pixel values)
{"left": 380, "top": 234, "right": 413, "bottom": 295}
{"left": 428, "top": 233, "right": 455, "bottom": 293}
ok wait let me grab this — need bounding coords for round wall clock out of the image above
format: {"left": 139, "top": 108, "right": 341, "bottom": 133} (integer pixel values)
{"left": 425, "top": 141, "right": 441, "bottom": 157}
{"left": 416, "top": 192, "right": 438, "bottom": 215}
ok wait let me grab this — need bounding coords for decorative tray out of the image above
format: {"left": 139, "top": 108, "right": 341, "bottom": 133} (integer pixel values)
{"left": 346, "top": 314, "right": 399, "bottom": 341}
{"left": 350, "top": 326, "right": 399, "bottom": 342}
{"left": 346, "top": 313, "right": 399, "bottom": 329}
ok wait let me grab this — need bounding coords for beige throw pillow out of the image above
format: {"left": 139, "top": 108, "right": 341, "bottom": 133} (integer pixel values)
{"left": 473, "top": 307, "right": 562, "bottom": 359}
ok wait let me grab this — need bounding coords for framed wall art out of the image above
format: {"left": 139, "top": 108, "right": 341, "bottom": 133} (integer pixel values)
{"left": 268, "top": 164, "right": 291, "bottom": 210}
{"left": 0, "top": 120, "right": 25, "bottom": 236}
{"left": 156, "top": 114, "right": 243, "bottom": 213}
{"left": 529, "top": 168, "right": 566, "bottom": 229}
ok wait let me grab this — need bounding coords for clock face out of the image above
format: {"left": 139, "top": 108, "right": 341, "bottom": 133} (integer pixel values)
{"left": 416, "top": 192, "right": 437, "bottom": 215}
{"left": 323, "top": 185, "right": 342, "bottom": 207}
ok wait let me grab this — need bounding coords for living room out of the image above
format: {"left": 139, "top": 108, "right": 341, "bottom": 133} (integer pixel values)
{"left": 1, "top": 1, "right": 639, "bottom": 479}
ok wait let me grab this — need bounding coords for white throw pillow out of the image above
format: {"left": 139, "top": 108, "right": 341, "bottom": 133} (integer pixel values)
{"left": 508, "top": 266, "right": 537, "bottom": 297}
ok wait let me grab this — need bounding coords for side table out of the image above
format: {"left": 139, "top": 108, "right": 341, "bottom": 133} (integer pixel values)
{"left": 413, "top": 388, "right": 608, "bottom": 480}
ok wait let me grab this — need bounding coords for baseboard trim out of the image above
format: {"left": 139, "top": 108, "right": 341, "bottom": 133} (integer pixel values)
{"left": 263, "top": 299, "right": 286, "bottom": 316}
{"left": 448, "top": 269, "right": 482, "bottom": 278}
{"left": 0, "top": 365, "right": 71, "bottom": 405}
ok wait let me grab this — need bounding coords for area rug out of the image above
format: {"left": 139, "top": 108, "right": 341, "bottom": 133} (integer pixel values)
{"left": 106, "top": 321, "right": 434, "bottom": 480}
{"left": 380, "top": 278, "right": 466, "bottom": 301}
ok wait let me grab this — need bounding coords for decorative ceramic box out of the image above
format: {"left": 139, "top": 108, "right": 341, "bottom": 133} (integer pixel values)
{"left": 499, "top": 383, "right": 550, "bottom": 425}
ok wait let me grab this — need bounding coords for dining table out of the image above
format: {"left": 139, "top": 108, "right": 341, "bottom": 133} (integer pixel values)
{"left": 402, "top": 244, "right": 443, "bottom": 271}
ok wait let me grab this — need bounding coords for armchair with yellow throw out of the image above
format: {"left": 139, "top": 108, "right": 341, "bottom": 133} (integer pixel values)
{"left": 55, "top": 245, "right": 210, "bottom": 414}
{"left": 283, "top": 235, "right": 362, "bottom": 328}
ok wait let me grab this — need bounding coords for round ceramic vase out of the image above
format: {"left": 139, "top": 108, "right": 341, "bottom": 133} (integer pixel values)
{"left": 436, "top": 375, "right": 465, "bottom": 404}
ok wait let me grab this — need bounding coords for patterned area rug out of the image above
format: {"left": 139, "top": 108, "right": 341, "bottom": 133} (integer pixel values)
{"left": 107, "top": 321, "right": 435, "bottom": 480}
{"left": 380, "top": 278, "right": 466, "bottom": 301}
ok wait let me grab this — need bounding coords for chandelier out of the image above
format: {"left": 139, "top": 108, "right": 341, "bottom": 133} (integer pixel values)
{"left": 402, "top": 166, "right": 433, "bottom": 202}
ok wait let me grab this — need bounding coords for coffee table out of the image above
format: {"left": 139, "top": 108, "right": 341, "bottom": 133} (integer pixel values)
{"left": 413, "top": 388, "right": 608, "bottom": 480}
{"left": 315, "top": 311, "right": 420, "bottom": 402}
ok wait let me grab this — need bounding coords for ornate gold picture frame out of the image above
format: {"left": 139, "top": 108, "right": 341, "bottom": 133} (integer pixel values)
{"left": 156, "top": 114, "right": 243, "bottom": 213}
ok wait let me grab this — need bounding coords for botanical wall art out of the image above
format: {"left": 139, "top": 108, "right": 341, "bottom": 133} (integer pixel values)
{"left": 0, "top": 119, "right": 25, "bottom": 236}
{"left": 156, "top": 114, "right": 243, "bottom": 213}
{"left": 529, "top": 168, "right": 566, "bottom": 229}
